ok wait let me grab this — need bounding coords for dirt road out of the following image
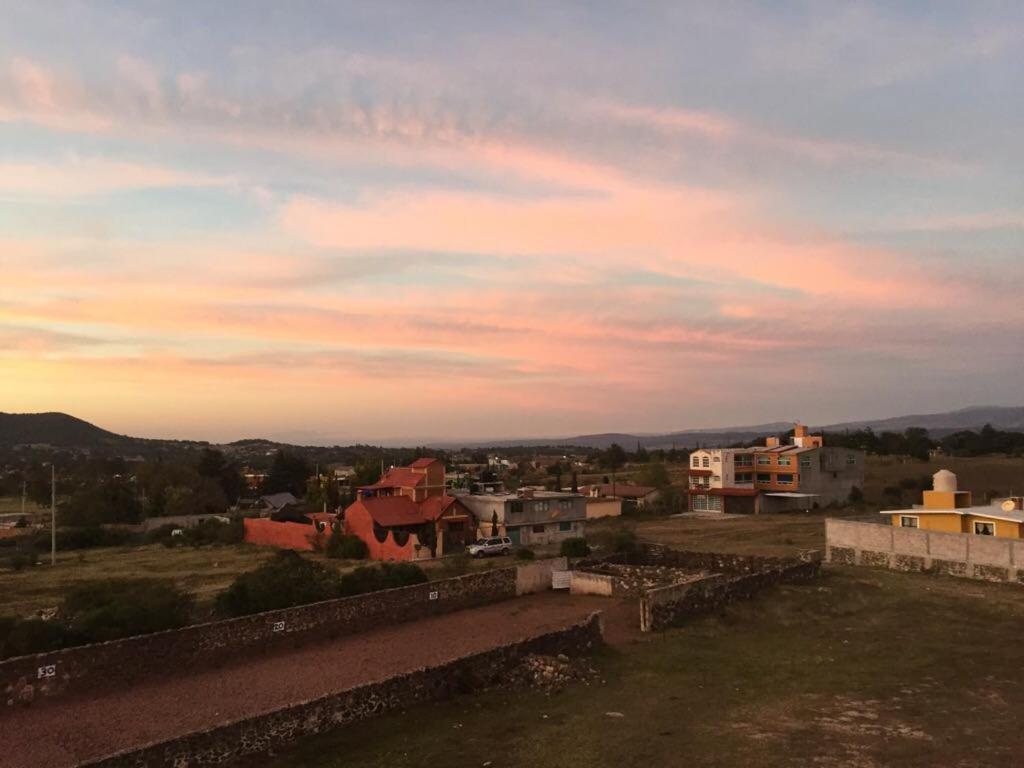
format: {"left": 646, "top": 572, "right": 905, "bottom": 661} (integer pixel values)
{"left": 0, "top": 593, "right": 628, "bottom": 768}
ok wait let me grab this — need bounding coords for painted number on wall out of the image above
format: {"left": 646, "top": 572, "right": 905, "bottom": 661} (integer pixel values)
{"left": 428, "top": 591, "right": 439, "bottom": 601}
{"left": 272, "top": 621, "right": 286, "bottom": 632}
{"left": 37, "top": 664, "right": 56, "bottom": 679}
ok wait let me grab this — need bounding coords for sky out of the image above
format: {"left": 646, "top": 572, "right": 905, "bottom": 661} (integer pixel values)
{"left": 1, "top": 2, "right": 1022, "bottom": 444}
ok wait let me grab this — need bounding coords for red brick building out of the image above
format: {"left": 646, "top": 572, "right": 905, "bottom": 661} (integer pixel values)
{"left": 343, "top": 458, "right": 474, "bottom": 561}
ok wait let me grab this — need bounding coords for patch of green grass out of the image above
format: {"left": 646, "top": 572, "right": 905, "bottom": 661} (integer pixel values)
{"left": 268, "top": 567, "right": 1024, "bottom": 768}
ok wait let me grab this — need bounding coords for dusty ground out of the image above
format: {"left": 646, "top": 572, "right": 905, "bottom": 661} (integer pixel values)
{"left": 0, "top": 592, "right": 630, "bottom": 768}
{"left": 270, "top": 566, "right": 1024, "bottom": 768}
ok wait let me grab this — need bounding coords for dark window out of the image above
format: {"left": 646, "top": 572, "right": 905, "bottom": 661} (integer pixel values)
{"left": 757, "top": 473, "right": 771, "bottom": 483}
{"left": 532, "top": 524, "right": 546, "bottom": 533}
{"left": 777, "top": 474, "right": 794, "bottom": 484}
{"left": 558, "top": 521, "right": 572, "bottom": 532}
{"left": 509, "top": 501, "right": 523, "bottom": 514}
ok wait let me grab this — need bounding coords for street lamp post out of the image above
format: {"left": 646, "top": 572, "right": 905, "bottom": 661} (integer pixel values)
{"left": 50, "top": 464, "right": 56, "bottom": 566}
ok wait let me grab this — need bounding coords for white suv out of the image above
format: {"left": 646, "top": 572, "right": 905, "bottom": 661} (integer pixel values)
{"left": 467, "top": 536, "right": 512, "bottom": 558}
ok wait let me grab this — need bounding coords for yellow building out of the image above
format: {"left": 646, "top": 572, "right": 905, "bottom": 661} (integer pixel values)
{"left": 881, "top": 470, "right": 1024, "bottom": 539}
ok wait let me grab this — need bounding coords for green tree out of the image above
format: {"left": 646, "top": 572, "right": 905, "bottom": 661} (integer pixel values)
{"left": 264, "top": 450, "right": 313, "bottom": 496}
{"left": 62, "top": 477, "right": 143, "bottom": 527}
{"left": 637, "top": 462, "right": 671, "bottom": 489}
{"left": 196, "top": 448, "right": 245, "bottom": 504}
{"left": 601, "top": 443, "right": 627, "bottom": 471}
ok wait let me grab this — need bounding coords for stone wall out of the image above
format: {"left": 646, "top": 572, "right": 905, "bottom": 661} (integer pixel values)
{"left": 826, "top": 518, "right": 1024, "bottom": 584}
{"left": 83, "top": 612, "right": 603, "bottom": 768}
{"left": 572, "top": 563, "right": 706, "bottom": 598}
{"left": 3, "top": 560, "right": 563, "bottom": 708}
{"left": 515, "top": 557, "right": 567, "bottom": 595}
{"left": 575, "top": 545, "right": 819, "bottom": 632}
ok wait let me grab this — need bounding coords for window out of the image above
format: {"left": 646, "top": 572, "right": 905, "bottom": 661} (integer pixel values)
{"left": 534, "top": 501, "right": 550, "bottom": 513}
{"left": 509, "top": 501, "right": 523, "bottom": 515}
{"left": 559, "top": 499, "right": 572, "bottom": 511}
{"left": 800, "top": 458, "right": 812, "bottom": 470}
{"left": 691, "top": 494, "right": 708, "bottom": 511}
{"left": 712, "top": 475, "right": 721, "bottom": 482}
{"left": 778, "top": 456, "right": 792, "bottom": 467}
{"left": 532, "top": 524, "right": 546, "bottom": 533}
{"left": 736, "top": 473, "right": 753, "bottom": 484}
{"left": 974, "top": 521, "right": 996, "bottom": 536}
{"left": 702, "top": 457, "right": 710, "bottom": 468}
{"left": 692, "top": 456, "right": 700, "bottom": 468}
{"left": 713, "top": 455, "right": 721, "bottom": 463}
{"left": 558, "top": 521, "right": 572, "bottom": 532}
{"left": 846, "top": 455, "right": 857, "bottom": 465}
{"left": 757, "top": 473, "right": 771, "bottom": 483}
{"left": 757, "top": 456, "right": 771, "bottom": 465}
{"left": 899, "top": 516, "right": 919, "bottom": 528}
{"left": 777, "top": 474, "right": 794, "bottom": 484}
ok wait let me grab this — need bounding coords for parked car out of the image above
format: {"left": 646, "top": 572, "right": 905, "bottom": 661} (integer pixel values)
{"left": 467, "top": 536, "right": 512, "bottom": 558}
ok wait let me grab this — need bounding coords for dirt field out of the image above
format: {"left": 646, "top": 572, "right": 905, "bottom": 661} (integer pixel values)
{"left": 863, "top": 454, "right": 1024, "bottom": 504}
{"left": 0, "top": 592, "right": 615, "bottom": 768}
{"left": 269, "top": 566, "right": 1024, "bottom": 768}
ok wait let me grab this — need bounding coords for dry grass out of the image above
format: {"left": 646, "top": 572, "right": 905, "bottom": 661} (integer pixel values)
{"left": 268, "top": 566, "right": 1024, "bottom": 768}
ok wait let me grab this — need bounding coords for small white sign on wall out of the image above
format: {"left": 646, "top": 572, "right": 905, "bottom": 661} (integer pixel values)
{"left": 428, "top": 590, "right": 439, "bottom": 601}
{"left": 37, "top": 664, "right": 56, "bottom": 679}
{"left": 272, "top": 620, "right": 286, "bottom": 632}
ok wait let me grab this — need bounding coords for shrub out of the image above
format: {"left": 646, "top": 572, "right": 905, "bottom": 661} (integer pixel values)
{"left": 61, "top": 578, "right": 194, "bottom": 643}
{"left": 146, "top": 519, "right": 244, "bottom": 548}
{"left": 560, "top": 537, "right": 591, "bottom": 558}
{"left": 848, "top": 486, "right": 864, "bottom": 503}
{"left": 216, "top": 550, "right": 342, "bottom": 617}
{"left": 325, "top": 530, "right": 369, "bottom": 560}
{"left": 514, "top": 547, "right": 536, "bottom": 561}
{"left": 0, "top": 617, "right": 78, "bottom": 660}
{"left": 32, "top": 526, "right": 137, "bottom": 552}
{"left": 338, "top": 563, "right": 428, "bottom": 597}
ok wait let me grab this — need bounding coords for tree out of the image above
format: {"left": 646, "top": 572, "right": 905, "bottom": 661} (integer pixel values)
{"left": 637, "top": 462, "right": 671, "bottom": 489}
{"left": 264, "top": 450, "right": 313, "bottom": 496}
{"left": 571, "top": 472, "right": 579, "bottom": 493}
{"left": 197, "top": 449, "right": 245, "bottom": 504}
{"left": 601, "top": 443, "right": 627, "bottom": 471}
{"left": 490, "top": 511, "right": 499, "bottom": 537}
{"left": 634, "top": 442, "right": 649, "bottom": 463}
{"left": 61, "top": 478, "right": 143, "bottom": 527}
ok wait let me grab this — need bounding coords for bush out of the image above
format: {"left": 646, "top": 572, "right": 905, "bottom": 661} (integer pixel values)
{"left": 216, "top": 551, "right": 342, "bottom": 617}
{"left": 514, "top": 547, "right": 536, "bottom": 561}
{"left": 325, "top": 530, "right": 369, "bottom": 560}
{"left": 338, "top": 563, "right": 428, "bottom": 597}
{"left": 32, "top": 526, "right": 137, "bottom": 552}
{"left": 146, "top": 519, "right": 243, "bottom": 548}
{"left": 559, "top": 537, "right": 591, "bottom": 558}
{"left": 848, "top": 486, "right": 864, "bottom": 503}
{"left": 0, "top": 617, "right": 78, "bottom": 660}
{"left": 61, "top": 578, "right": 194, "bottom": 643}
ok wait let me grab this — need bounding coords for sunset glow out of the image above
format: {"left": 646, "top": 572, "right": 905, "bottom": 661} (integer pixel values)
{"left": 1, "top": 3, "right": 1022, "bottom": 443}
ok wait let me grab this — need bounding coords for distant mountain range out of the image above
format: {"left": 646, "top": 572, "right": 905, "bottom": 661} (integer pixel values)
{"left": 2, "top": 405, "right": 1024, "bottom": 453}
{"left": 440, "top": 406, "right": 1024, "bottom": 450}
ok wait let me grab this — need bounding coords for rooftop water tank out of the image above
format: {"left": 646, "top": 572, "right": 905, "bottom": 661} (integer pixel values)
{"left": 933, "top": 469, "right": 957, "bottom": 493}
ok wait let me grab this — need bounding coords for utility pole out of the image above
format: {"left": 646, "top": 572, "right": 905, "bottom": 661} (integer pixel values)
{"left": 21, "top": 479, "right": 26, "bottom": 519}
{"left": 50, "top": 464, "right": 56, "bottom": 566}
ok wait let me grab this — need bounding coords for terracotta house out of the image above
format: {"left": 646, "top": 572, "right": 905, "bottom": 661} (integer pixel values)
{"left": 343, "top": 458, "right": 475, "bottom": 561}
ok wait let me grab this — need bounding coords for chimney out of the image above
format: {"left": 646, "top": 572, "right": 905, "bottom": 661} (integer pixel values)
{"left": 794, "top": 424, "right": 808, "bottom": 438}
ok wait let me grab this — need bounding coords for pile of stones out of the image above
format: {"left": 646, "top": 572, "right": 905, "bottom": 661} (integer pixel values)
{"left": 502, "top": 653, "right": 599, "bottom": 691}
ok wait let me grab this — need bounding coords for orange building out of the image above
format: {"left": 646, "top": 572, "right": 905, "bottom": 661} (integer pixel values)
{"left": 343, "top": 458, "right": 474, "bottom": 561}
{"left": 881, "top": 470, "right": 1024, "bottom": 539}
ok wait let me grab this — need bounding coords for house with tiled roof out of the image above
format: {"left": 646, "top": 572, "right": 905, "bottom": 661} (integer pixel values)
{"left": 344, "top": 458, "right": 474, "bottom": 560}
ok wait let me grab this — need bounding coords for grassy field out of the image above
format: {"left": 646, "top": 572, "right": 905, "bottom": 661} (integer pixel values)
{"left": 268, "top": 566, "right": 1024, "bottom": 768}
{"left": 863, "top": 454, "right": 1024, "bottom": 504}
{"left": 0, "top": 542, "right": 520, "bottom": 619}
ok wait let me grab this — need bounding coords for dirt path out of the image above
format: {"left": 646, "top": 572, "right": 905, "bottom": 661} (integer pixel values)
{"left": 0, "top": 593, "right": 631, "bottom": 768}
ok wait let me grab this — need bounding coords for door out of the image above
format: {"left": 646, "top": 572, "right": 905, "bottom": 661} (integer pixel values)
{"left": 507, "top": 527, "right": 521, "bottom": 545}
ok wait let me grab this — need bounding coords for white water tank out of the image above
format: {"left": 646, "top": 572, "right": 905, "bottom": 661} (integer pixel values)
{"left": 933, "top": 469, "right": 958, "bottom": 493}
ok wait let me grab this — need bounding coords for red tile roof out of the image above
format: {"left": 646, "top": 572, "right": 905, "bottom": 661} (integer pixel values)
{"left": 365, "top": 467, "right": 425, "bottom": 490}
{"left": 359, "top": 496, "right": 428, "bottom": 527}
{"left": 419, "top": 494, "right": 470, "bottom": 521}
{"left": 410, "top": 458, "right": 441, "bottom": 469}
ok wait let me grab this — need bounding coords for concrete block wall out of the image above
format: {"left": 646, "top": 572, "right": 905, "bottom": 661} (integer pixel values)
{"left": 825, "top": 518, "right": 1024, "bottom": 584}
{"left": 3, "top": 559, "right": 565, "bottom": 709}
{"left": 83, "top": 612, "right": 604, "bottom": 768}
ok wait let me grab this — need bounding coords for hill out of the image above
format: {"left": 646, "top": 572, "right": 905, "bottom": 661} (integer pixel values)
{"left": 0, "top": 412, "right": 131, "bottom": 449}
